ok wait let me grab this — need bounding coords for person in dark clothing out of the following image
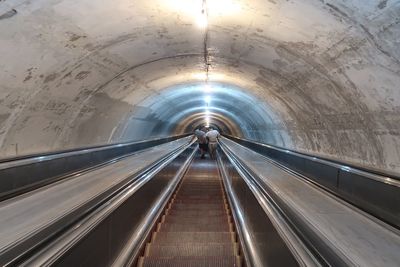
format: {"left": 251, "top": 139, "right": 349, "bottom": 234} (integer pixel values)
{"left": 194, "top": 127, "right": 208, "bottom": 159}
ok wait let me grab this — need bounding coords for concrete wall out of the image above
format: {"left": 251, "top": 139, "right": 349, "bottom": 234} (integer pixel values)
{"left": 0, "top": 0, "right": 399, "bottom": 175}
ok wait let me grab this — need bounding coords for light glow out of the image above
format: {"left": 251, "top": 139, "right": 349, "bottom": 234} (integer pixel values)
{"left": 163, "top": 0, "right": 202, "bottom": 17}
{"left": 205, "top": 116, "right": 210, "bottom": 127}
{"left": 208, "top": 0, "right": 241, "bottom": 15}
{"left": 163, "top": 0, "right": 241, "bottom": 15}
{"left": 163, "top": 0, "right": 241, "bottom": 27}
{"left": 203, "top": 84, "right": 212, "bottom": 92}
{"left": 192, "top": 72, "right": 206, "bottom": 80}
{"left": 196, "top": 10, "right": 208, "bottom": 28}
{"left": 204, "top": 95, "right": 211, "bottom": 105}
{"left": 191, "top": 72, "right": 226, "bottom": 81}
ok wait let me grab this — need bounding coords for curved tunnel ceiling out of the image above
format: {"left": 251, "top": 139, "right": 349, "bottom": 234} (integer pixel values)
{"left": 0, "top": 0, "right": 399, "bottom": 175}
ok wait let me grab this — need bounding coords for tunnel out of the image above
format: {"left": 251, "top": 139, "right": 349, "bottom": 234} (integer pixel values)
{"left": 0, "top": 0, "right": 399, "bottom": 266}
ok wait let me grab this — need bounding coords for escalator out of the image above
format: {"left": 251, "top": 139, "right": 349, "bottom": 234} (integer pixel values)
{"left": 137, "top": 158, "right": 242, "bottom": 267}
{"left": 0, "top": 140, "right": 307, "bottom": 266}
{"left": 4, "top": 138, "right": 396, "bottom": 267}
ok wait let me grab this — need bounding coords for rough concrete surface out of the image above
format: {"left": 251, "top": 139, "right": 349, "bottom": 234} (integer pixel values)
{"left": 0, "top": 0, "right": 399, "bottom": 175}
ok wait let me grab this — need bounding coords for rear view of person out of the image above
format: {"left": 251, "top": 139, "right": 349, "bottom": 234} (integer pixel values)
{"left": 194, "top": 127, "right": 208, "bottom": 159}
{"left": 206, "top": 127, "right": 220, "bottom": 159}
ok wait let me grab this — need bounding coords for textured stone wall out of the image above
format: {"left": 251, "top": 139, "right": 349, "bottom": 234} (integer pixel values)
{"left": 0, "top": 0, "right": 399, "bottom": 175}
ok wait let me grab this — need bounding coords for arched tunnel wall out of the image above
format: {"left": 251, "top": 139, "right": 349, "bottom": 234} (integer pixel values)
{"left": 0, "top": 0, "right": 399, "bottom": 175}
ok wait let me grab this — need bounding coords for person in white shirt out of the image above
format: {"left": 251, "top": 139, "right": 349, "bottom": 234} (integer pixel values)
{"left": 205, "top": 128, "right": 220, "bottom": 159}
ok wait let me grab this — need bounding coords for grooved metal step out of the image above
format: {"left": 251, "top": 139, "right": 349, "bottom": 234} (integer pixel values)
{"left": 172, "top": 199, "right": 224, "bottom": 204}
{"left": 162, "top": 216, "right": 230, "bottom": 225}
{"left": 144, "top": 243, "right": 238, "bottom": 257}
{"left": 159, "top": 222, "right": 232, "bottom": 232}
{"left": 166, "top": 210, "right": 229, "bottom": 216}
{"left": 169, "top": 203, "right": 225, "bottom": 210}
{"left": 152, "top": 232, "right": 235, "bottom": 244}
{"left": 137, "top": 158, "right": 241, "bottom": 267}
{"left": 138, "top": 256, "right": 241, "bottom": 267}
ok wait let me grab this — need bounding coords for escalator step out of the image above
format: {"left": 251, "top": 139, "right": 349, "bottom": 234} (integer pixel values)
{"left": 138, "top": 256, "right": 241, "bottom": 267}
{"left": 145, "top": 243, "right": 238, "bottom": 257}
{"left": 162, "top": 216, "right": 230, "bottom": 224}
{"left": 166, "top": 212, "right": 230, "bottom": 218}
{"left": 173, "top": 196, "right": 223, "bottom": 200}
{"left": 137, "top": 159, "right": 240, "bottom": 267}
{"left": 152, "top": 232, "right": 235, "bottom": 244}
{"left": 173, "top": 199, "right": 224, "bottom": 204}
{"left": 170, "top": 205, "right": 225, "bottom": 211}
{"left": 166, "top": 211, "right": 228, "bottom": 218}
{"left": 160, "top": 222, "right": 232, "bottom": 232}
{"left": 174, "top": 195, "right": 220, "bottom": 199}
{"left": 179, "top": 186, "right": 220, "bottom": 188}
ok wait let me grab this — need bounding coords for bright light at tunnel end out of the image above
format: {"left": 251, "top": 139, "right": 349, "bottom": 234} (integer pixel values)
{"left": 204, "top": 95, "right": 211, "bottom": 126}
{"left": 197, "top": 10, "right": 208, "bottom": 28}
{"left": 203, "top": 84, "right": 211, "bottom": 92}
{"left": 205, "top": 116, "right": 210, "bottom": 127}
{"left": 204, "top": 95, "right": 211, "bottom": 105}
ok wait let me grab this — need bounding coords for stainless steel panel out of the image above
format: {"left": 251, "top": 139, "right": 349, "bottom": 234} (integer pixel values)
{"left": 0, "top": 139, "right": 192, "bottom": 266}
{"left": 221, "top": 138, "right": 400, "bottom": 267}
{"left": 224, "top": 135, "right": 400, "bottom": 228}
{"left": 218, "top": 149, "right": 300, "bottom": 267}
{"left": 0, "top": 134, "right": 190, "bottom": 200}
{"left": 28, "top": 145, "right": 196, "bottom": 267}
{"left": 338, "top": 170, "right": 400, "bottom": 227}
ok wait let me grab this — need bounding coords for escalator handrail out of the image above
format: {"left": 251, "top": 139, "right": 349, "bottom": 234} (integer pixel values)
{"left": 113, "top": 146, "right": 197, "bottom": 267}
{"left": 219, "top": 142, "right": 326, "bottom": 267}
{"left": 0, "top": 135, "right": 193, "bottom": 201}
{"left": 2, "top": 140, "right": 194, "bottom": 266}
{"left": 0, "top": 134, "right": 191, "bottom": 170}
{"left": 223, "top": 134, "right": 400, "bottom": 186}
{"left": 220, "top": 139, "right": 400, "bottom": 267}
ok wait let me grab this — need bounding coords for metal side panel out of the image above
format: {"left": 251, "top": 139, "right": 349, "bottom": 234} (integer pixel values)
{"left": 223, "top": 135, "right": 400, "bottom": 229}
{"left": 338, "top": 169, "right": 400, "bottom": 227}
{"left": 217, "top": 148, "right": 315, "bottom": 267}
{"left": 36, "top": 145, "right": 197, "bottom": 267}
{"left": 220, "top": 138, "right": 400, "bottom": 267}
{"left": 0, "top": 139, "right": 192, "bottom": 266}
{"left": 0, "top": 135, "right": 191, "bottom": 200}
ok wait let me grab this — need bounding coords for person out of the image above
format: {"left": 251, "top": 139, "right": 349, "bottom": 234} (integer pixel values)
{"left": 205, "top": 127, "right": 220, "bottom": 159}
{"left": 194, "top": 127, "right": 208, "bottom": 159}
